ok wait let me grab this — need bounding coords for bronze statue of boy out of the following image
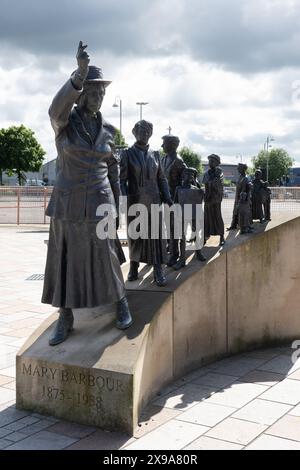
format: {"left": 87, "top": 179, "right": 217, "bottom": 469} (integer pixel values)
{"left": 172, "top": 167, "right": 206, "bottom": 270}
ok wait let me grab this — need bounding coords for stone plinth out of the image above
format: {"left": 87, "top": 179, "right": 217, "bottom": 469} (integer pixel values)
{"left": 16, "top": 291, "right": 173, "bottom": 434}
{"left": 16, "top": 214, "right": 300, "bottom": 434}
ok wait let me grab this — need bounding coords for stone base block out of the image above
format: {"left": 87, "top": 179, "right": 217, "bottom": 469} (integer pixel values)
{"left": 16, "top": 291, "right": 173, "bottom": 434}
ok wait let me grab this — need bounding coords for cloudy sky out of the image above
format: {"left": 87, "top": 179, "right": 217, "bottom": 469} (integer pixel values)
{"left": 1, "top": 0, "right": 300, "bottom": 166}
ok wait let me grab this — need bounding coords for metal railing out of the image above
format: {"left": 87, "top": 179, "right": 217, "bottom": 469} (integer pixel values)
{"left": 222, "top": 186, "right": 300, "bottom": 223}
{"left": 0, "top": 186, "right": 299, "bottom": 225}
{"left": 0, "top": 186, "right": 53, "bottom": 224}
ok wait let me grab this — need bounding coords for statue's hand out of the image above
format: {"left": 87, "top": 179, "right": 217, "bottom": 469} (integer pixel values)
{"left": 76, "top": 41, "right": 90, "bottom": 80}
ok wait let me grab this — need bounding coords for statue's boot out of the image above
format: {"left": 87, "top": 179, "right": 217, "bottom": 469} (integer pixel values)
{"left": 196, "top": 249, "right": 207, "bottom": 262}
{"left": 167, "top": 244, "right": 178, "bottom": 267}
{"left": 127, "top": 261, "right": 139, "bottom": 281}
{"left": 167, "top": 255, "right": 178, "bottom": 267}
{"left": 174, "top": 259, "right": 185, "bottom": 270}
{"left": 219, "top": 235, "right": 225, "bottom": 246}
{"left": 167, "top": 238, "right": 179, "bottom": 267}
{"left": 153, "top": 264, "right": 167, "bottom": 287}
{"left": 240, "top": 227, "right": 254, "bottom": 235}
{"left": 49, "top": 308, "right": 74, "bottom": 346}
{"left": 227, "top": 214, "right": 238, "bottom": 231}
{"left": 173, "top": 240, "right": 186, "bottom": 270}
{"left": 116, "top": 297, "right": 133, "bottom": 330}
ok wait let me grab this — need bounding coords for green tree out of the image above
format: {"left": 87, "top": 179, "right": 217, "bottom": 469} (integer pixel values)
{"left": 114, "top": 128, "right": 127, "bottom": 148}
{"left": 223, "top": 178, "right": 233, "bottom": 187}
{"left": 178, "top": 146, "right": 203, "bottom": 174}
{"left": 252, "top": 148, "right": 294, "bottom": 185}
{"left": 0, "top": 125, "right": 45, "bottom": 185}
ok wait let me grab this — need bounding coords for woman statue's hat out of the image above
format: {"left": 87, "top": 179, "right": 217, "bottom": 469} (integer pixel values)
{"left": 85, "top": 66, "right": 111, "bottom": 86}
{"left": 72, "top": 65, "right": 112, "bottom": 87}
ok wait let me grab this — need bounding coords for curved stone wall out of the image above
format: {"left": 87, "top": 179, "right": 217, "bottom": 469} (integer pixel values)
{"left": 16, "top": 215, "right": 300, "bottom": 433}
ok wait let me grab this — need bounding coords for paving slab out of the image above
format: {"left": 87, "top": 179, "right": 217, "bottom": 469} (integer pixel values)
{"left": 232, "top": 398, "right": 292, "bottom": 425}
{"left": 153, "top": 383, "right": 216, "bottom": 411}
{"left": 176, "top": 402, "right": 236, "bottom": 427}
{"left": 125, "top": 420, "right": 209, "bottom": 450}
{"left": 5, "top": 430, "right": 78, "bottom": 450}
{"left": 240, "top": 370, "right": 285, "bottom": 387}
{"left": 246, "top": 434, "right": 300, "bottom": 450}
{"left": 206, "top": 381, "right": 268, "bottom": 408}
{"left": 259, "top": 379, "right": 300, "bottom": 405}
{"left": 184, "top": 436, "right": 243, "bottom": 450}
{"left": 266, "top": 415, "right": 300, "bottom": 442}
{"left": 206, "top": 417, "right": 267, "bottom": 445}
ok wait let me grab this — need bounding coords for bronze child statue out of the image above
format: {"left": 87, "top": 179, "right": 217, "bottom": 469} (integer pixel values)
{"left": 161, "top": 134, "right": 186, "bottom": 266}
{"left": 251, "top": 169, "right": 266, "bottom": 223}
{"left": 228, "top": 163, "right": 253, "bottom": 234}
{"left": 202, "top": 154, "right": 225, "bottom": 246}
{"left": 172, "top": 167, "right": 206, "bottom": 270}
{"left": 42, "top": 42, "right": 133, "bottom": 346}
{"left": 263, "top": 179, "right": 271, "bottom": 221}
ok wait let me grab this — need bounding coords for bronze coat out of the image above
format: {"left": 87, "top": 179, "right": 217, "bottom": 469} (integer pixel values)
{"left": 161, "top": 153, "right": 186, "bottom": 199}
{"left": 46, "top": 79, "right": 119, "bottom": 221}
{"left": 231, "top": 175, "right": 252, "bottom": 230}
{"left": 251, "top": 179, "right": 265, "bottom": 220}
{"left": 203, "top": 167, "right": 225, "bottom": 237}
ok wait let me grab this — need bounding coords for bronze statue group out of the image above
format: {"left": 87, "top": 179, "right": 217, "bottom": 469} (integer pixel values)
{"left": 42, "top": 42, "right": 271, "bottom": 345}
{"left": 120, "top": 126, "right": 271, "bottom": 283}
{"left": 227, "top": 164, "right": 271, "bottom": 235}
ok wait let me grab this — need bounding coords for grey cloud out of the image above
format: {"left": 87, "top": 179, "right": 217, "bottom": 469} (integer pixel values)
{"left": 0, "top": 102, "right": 23, "bottom": 122}
{"left": 283, "top": 109, "right": 300, "bottom": 121}
{"left": 181, "top": 0, "right": 300, "bottom": 73}
{"left": 0, "top": 0, "right": 170, "bottom": 63}
{"left": 2, "top": 0, "right": 300, "bottom": 75}
{"left": 185, "top": 129, "right": 291, "bottom": 159}
{"left": 2, "top": 0, "right": 300, "bottom": 163}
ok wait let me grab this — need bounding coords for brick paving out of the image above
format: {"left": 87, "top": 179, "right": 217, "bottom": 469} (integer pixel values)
{"left": 0, "top": 224, "right": 300, "bottom": 450}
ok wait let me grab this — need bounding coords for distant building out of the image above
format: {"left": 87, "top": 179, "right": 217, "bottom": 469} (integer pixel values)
{"left": 1, "top": 158, "right": 57, "bottom": 186}
{"left": 201, "top": 163, "right": 239, "bottom": 184}
{"left": 287, "top": 167, "right": 300, "bottom": 186}
{"left": 2, "top": 170, "right": 45, "bottom": 186}
{"left": 41, "top": 158, "right": 57, "bottom": 185}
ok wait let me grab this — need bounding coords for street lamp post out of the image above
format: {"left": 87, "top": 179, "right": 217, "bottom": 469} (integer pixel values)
{"left": 265, "top": 136, "right": 275, "bottom": 182}
{"left": 112, "top": 96, "right": 122, "bottom": 137}
{"left": 136, "top": 101, "right": 148, "bottom": 120}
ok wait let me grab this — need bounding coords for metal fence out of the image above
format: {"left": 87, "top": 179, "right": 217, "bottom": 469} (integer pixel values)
{"left": 0, "top": 186, "right": 53, "bottom": 224}
{"left": 0, "top": 186, "right": 299, "bottom": 225}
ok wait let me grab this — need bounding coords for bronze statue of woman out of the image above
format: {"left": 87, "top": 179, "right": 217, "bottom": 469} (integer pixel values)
{"left": 120, "top": 120, "right": 173, "bottom": 286}
{"left": 42, "top": 42, "right": 132, "bottom": 346}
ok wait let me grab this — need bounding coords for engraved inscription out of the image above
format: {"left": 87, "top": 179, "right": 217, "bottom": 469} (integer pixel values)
{"left": 22, "top": 363, "right": 125, "bottom": 392}
{"left": 42, "top": 386, "right": 103, "bottom": 414}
